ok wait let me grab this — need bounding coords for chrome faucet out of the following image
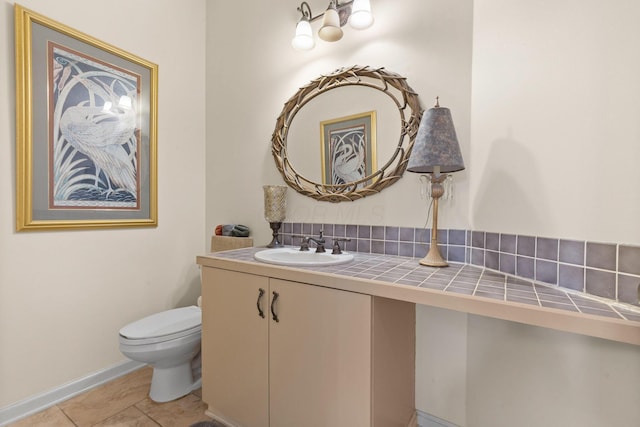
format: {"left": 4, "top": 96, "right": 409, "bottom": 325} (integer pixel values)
{"left": 294, "top": 231, "right": 327, "bottom": 253}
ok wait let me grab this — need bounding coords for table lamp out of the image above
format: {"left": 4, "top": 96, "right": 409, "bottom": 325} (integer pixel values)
{"left": 407, "top": 98, "right": 465, "bottom": 267}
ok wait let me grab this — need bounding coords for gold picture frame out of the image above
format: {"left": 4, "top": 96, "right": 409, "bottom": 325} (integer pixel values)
{"left": 15, "top": 5, "right": 158, "bottom": 231}
{"left": 320, "top": 111, "right": 377, "bottom": 187}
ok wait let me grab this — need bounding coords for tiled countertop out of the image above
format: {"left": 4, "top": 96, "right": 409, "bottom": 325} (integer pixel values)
{"left": 197, "top": 247, "right": 640, "bottom": 346}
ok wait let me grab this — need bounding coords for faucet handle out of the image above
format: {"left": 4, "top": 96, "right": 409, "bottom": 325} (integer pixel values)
{"left": 331, "top": 237, "right": 352, "bottom": 255}
{"left": 299, "top": 236, "right": 310, "bottom": 251}
{"left": 292, "top": 234, "right": 310, "bottom": 251}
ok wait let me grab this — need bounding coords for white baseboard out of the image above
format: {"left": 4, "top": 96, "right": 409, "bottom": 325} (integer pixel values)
{"left": 417, "top": 409, "right": 460, "bottom": 427}
{"left": 0, "top": 360, "right": 144, "bottom": 426}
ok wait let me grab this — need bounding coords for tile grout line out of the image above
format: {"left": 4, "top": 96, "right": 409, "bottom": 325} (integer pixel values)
{"left": 470, "top": 267, "right": 482, "bottom": 296}
{"left": 566, "top": 294, "right": 582, "bottom": 314}
{"left": 503, "top": 272, "right": 508, "bottom": 302}
{"left": 610, "top": 303, "right": 627, "bottom": 321}
{"left": 441, "top": 265, "right": 465, "bottom": 292}
{"left": 616, "top": 244, "right": 620, "bottom": 302}
{"left": 531, "top": 282, "right": 542, "bottom": 307}
{"left": 59, "top": 405, "right": 78, "bottom": 427}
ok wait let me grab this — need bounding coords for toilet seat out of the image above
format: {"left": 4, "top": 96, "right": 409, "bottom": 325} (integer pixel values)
{"left": 119, "top": 306, "right": 201, "bottom": 345}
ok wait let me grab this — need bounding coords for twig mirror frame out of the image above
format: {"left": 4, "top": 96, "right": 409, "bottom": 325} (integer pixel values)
{"left": 271, "top": 65, "right": 422, "bottom": 203}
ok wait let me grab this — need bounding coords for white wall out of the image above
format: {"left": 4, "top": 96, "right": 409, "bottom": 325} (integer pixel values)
{"left": 467, "top": 316, "right": 640, "bottom": 427}
{"left": 470, "top": 0, "right": 640, "bottom": 244}
{"left": 0, "top": 0, "right": 206, "bottom": 408}
{"left": 416, "top": 307, "right": 468, "bottom": 427}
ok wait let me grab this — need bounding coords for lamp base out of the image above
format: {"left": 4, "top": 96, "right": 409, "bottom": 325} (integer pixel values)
{"left": 417, "top": 174, "right": 449, "bottom": 268}
{"left": 419, "top": 242, "right": 448, "bottom": 267}
{"left": 267, "top": 222, "right": 284, "bottom": 248}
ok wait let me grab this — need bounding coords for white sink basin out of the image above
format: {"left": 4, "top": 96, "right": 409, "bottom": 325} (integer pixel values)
{"left": 254, "top": 247, "right": 354, "bottom": 267}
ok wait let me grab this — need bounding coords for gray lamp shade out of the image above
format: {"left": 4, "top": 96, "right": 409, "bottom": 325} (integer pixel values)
{"left": 407, "top": 106, "right": 465, "bottom": 174}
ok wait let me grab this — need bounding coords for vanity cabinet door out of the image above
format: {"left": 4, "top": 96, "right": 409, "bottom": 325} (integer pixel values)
{"left": 269, "top": 278, "right": 372, "bottom": 427}
{"left": 201, "top": 267, "right": 269, "bottom": 427}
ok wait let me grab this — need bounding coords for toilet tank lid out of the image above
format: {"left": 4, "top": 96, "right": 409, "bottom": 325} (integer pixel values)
{"left": 120, "top": 306, "right": 201, "bottom": 340}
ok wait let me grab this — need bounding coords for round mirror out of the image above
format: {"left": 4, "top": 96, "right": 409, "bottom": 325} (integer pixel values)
{"left": 271, "top": 65, "right": 422, "bottom": 202}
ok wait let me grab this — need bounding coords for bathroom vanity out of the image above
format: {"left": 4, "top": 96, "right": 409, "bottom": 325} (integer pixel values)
{"left": 197, "top": 247, "right": 640, "bottom": 427}
{"left": 199, "top": 255, "right": 416, "bottom": 427}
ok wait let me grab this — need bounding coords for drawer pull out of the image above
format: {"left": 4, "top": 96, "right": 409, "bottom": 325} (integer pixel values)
{"left": 257, "top": 288, "right": 265, "bottom": 318}
{"left": 271, "top": 291, "right": 280, "bottom": 322}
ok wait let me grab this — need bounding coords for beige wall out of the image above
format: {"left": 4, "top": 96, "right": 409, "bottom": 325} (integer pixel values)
{"left": 467, "top": 316, "right": 640, "bottom": 427}
{"left": 0, "top": 0, "right": 206, "bottom": 408}
{"left": 470, "top": 0, "right": 640, "bottom": 244}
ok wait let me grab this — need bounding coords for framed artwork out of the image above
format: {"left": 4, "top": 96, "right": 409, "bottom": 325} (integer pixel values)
{"left": 320, "top": 111, "right": 377, "bottom": 187}
{"left": 15, "top": 5, "right": 158, "bottom": 231}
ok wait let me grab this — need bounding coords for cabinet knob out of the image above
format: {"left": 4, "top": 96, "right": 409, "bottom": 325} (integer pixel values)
{"left": 271, "top": 291, "right": 280, "bottom": 322}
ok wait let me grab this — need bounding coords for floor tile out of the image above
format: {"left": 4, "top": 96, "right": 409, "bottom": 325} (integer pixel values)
{"left": 136, "top": 393, "right": 212, "bottom": 427}
{"left": 59, "top": 367, "right": 153, "bottom": 426}
{"left": 93, "top": 406, "right": 159, "bottom": 427}
{"left": 10, "top": 405, "right": 76, "bottom": 427}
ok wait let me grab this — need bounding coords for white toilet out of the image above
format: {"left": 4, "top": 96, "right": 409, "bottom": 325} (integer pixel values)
{"left": 119, "top": 305, "right": 202, "bottom": 402}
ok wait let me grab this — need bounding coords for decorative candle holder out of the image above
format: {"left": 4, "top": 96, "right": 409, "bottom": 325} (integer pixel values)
{"left": 263, "top": 185, "right": 287, "bottom": 248}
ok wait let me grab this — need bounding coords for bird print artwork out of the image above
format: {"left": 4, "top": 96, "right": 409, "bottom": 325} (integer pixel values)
{"left": 49, "top": 43, "right": 140, "bottom": 209}
{"left": 321, "top": 112, "right": 376, "bottom": 190}
{"left": 59, "top": 105, "right": 137, "bottom": 197}
{"left": 330, "top": 127, "right": 368, "bottom": 187}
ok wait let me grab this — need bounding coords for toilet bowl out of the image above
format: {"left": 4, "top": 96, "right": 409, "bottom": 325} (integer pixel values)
{"left": 119, "top": 305, "right": 202, "bottom": 402}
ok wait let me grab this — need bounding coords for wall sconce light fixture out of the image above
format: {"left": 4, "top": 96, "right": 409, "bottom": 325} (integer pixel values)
{"left": 292, "top": 0, "right": 374, "bottom": 51}
{"left": 407, "top": 98, "right": 465, "bottom": 267}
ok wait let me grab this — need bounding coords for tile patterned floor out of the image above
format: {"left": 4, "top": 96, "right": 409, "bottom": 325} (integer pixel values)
{"left": 9, "top": 367, "right": 214, "bottom": 427}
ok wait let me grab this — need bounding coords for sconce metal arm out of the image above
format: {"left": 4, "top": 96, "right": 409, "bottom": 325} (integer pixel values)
{"left": 297, "top": 0, "right": 355, "bottom": 24}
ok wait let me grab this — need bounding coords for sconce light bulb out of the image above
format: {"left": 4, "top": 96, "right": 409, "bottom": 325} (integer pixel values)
{"left": 318, "top": 3, "right": 343, "bottom": 42}
{"left": 349, "top": 0, "right": 374, "bottom": 30}
{"left": 292, "top": 19, "right": 315, "bottom": 50}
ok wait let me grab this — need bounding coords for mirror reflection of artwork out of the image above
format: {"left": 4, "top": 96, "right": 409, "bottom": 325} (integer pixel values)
{"left": 321, "top": 111, "right": 376, "bottom": 187}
